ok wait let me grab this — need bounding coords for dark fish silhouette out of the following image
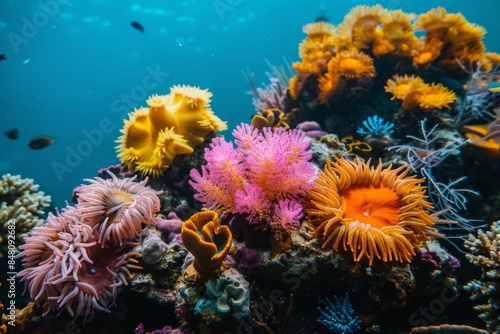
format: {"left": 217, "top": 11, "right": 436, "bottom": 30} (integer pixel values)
{"left": 315, "top": 13, "right": 329, "bottom": 23}
{"left": 4, "top": 128, "right": 19, "bottom": 140}
{"left": 130, "top": 21, "right": 144, "bottom": 32}
{"left": 28, "top": 136, "right": 55, "bottom": 149}
{"left": 0, "top": 54, "right": 6, "bottom": 62}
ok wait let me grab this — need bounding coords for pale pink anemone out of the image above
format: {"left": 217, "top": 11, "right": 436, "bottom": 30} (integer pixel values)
{"left": 76, "top": 172, "right": 162, "bottom": 245}
{"left": 17, "top": 205, "right": 143, "bottom": 321}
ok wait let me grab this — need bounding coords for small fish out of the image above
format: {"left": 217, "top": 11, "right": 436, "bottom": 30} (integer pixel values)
{"left": 0, "top": 54, "right": 6, "bottom": 62}
{"left": 315, "top": 13, "right": 329, "bottom": 23}
{"left": 130, "top": 21, "right": 144, "bottom": 32}
{"left": 4, "top": 128, "right": 19, "bottom": 140}
{"left": 28, "top": 136, "right": 55, "bottom": 149}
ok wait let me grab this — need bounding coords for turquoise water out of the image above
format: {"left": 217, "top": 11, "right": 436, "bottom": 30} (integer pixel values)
{"left": 1, "top": 0, "right": 499, "bottom": 208}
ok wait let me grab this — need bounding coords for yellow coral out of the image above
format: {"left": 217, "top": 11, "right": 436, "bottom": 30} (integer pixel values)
{"left": 414, "top": 8, "right": 487, "bottom": 73}
{"left": 303, "top": 21, "right": 336, "bottom": 39}
{"left": 414, "top": 7, "right": 467, "bottom": 36}
{"left": 385, "top": 74, "right": 425, "bottom": 100}
{"left": 412, "top": 37, "right": 443, "bottom": 69}
{"left": 116, "top": 85, "right": 227, "bottom": 177}
{"left": 338, "top": 4, "right": 390, "bottom": 49}
{"left": 416, "top": 83, "right": 457, "bottom": 110}
{"left": 385, "top": 75, "right": 456, "bottom": 110}
{"left": 327, "top": 51, "right": 375, "bottom": 79}
{"left": 379, "top": 10, "right": 418, "bottom": 55}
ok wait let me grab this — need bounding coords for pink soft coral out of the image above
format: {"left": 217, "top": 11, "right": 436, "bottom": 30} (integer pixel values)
{"left": 189, "top": 123, "right": 316, "bottom": 238}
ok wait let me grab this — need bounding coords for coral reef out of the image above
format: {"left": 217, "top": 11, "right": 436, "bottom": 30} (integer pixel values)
{"left": 464, "top": 221, "right": 500, "bottom": 333}
{"left": 11, "top": 5, "right": 500, "bottom": 334}
{"left": 116, "top": 85, "right": 227, "bottom": 177}
{"left": 0, "top": 173, "right": 51, "bottom": 257}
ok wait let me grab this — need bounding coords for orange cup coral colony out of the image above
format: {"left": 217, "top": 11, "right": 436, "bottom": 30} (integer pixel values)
{"left": 287, "top": 5, "right": 494, "bottom": 109}
{"left": 116, "top": 85, "right": 227, "bottom": 177}
{"left": 302, "top": 157, "right": 440, "bottom": 265}
{"left": 384, "top": 74, "right": 457, "bottom": 111}
{"left": 181, "top": 211, "right": 233, "bottom": 278}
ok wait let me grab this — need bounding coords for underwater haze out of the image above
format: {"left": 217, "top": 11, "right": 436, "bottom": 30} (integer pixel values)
{"left": 1, "top": 0, "right": 500, "bottom": 209}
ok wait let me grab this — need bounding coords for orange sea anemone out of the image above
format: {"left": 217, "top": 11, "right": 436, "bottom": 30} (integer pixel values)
{"left": 298, "top": 22, "right": 337, "bottom": 64}
{"left": 412, "top": 37, "right": 443, "bottom": 69}
{"left": 415, "top": 83, "right": 457, "bottom": 110}
{"left": 116, "top": 85, "right": 227, "bottom": 177}
{"left": 327, "top": 51, "right": 375, "bottom": 79}
{"left": 414, "top": 7, "right": 467, "bottom": 37}
{"left": 384, "top": 74, "right": 425, "bottom": 100}
{"left": 303, "top": 157, "right": 437, "bottom": 265}
{"left": 379, "top": 10, "right": 418, "bottom": 55}
{"left": 303, "top": 21, "right": 337, "bottom": 39}
{"left": 338, "top": 5, "right": 390, "bottom": 47}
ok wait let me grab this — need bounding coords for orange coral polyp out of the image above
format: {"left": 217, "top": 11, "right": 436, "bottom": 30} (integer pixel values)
{"left": 328, "top": 51, "right": 375, "bottom": 79}
{"left": 384, "top": 74, "right": 425, "bottom": 100}
{"left": 303, "top": 157, "right": 436, "bottom": 265}
{"left": 416, "top": 83, "right": 457, "bottom": 110}
{"left": 414, "top": 7, "right": 467, "bottom": 36}
{"left": 303, "top": 21, "right": 336, "bottom": 39}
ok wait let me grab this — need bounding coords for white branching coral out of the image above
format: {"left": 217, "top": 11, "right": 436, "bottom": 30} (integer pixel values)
{"left": 0, "top": 174, "right": 51, "bottom": 257}
{"left": 464, "top": 221, "right": 500, "bottom": 334}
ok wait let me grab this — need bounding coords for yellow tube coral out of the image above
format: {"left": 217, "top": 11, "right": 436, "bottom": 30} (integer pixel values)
{"left": 116, "top": 85, "right": 227, "bottom": 177}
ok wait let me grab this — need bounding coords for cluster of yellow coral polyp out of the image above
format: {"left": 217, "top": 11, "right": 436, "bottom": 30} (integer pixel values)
{"left": 385, "top": 74, "right": 457, "bottom": 110}
{"left": 116, "top": 85, "right": 227, "bottom": 177}
{"left": 288, "top": 5, "right": 495, "bottom": 107}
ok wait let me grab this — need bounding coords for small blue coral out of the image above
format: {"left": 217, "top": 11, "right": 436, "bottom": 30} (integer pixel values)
{"left": 357, "top": 115, "right": 394, "bottom": 137}
{"left": 318, "top": 294, "right": 361, "bottom": 334}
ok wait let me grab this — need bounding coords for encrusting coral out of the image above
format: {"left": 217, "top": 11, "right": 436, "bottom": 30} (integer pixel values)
{"left": 0, "top": 173, "right": 51, "bottom": 257}
{"left": 464, "top": 221, "right": 500, "bottom": 333}
{"left": 116, "top": 85, "right": 227, "bottom": 177}
{"left": 302, "top": 157, "right": 439, "bottom": 265}
{"left": 181, "top": 211, "right": 233, "bottom": 278}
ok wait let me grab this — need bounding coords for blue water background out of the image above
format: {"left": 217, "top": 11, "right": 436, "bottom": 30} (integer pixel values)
{"left": 1, "top": 0, "right": 499, "bottom": 209}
